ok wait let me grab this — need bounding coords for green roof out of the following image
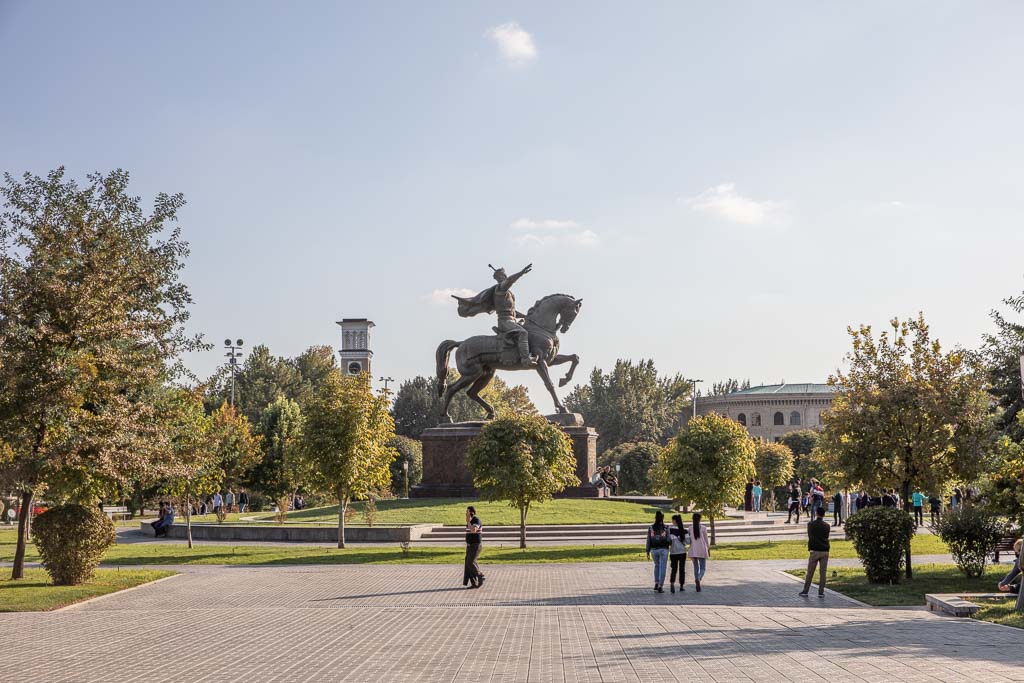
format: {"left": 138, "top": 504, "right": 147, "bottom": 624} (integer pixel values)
{"left": 732, "top": 383, "right": 834, "bottom": 395}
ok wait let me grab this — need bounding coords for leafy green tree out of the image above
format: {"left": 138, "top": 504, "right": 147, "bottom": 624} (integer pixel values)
{"left": 565, "top": 359, "right": 691, "bottom": 452}
{"left": 820, "top": 314, "right": 995, "bottom": 578}
{"left": 207, "top": 404, "right": 262, "bottom": 491}
{"left": 205, "top": 345, "right": 302, "bottom": 424}
{"left": 982, "top": 422, "right": 1024, "bottom": 525}
{"left": 600, "top": 442, "right": 661, "bottom": 493}
{"left": 983, "top": 282, "right": 1024, "bottom": 441}
{"left": 779, "top": 430, "right": 822, "bottom": 483}
{"left": 708, "top": 378, "right": 750, "bottom": 396}
{"left": 467, "top": 414, "right": 578, "bottom": 548}
{"left": 658, "top": 413, "right": 755, "bottom": 544}
{"left": 754, "top": 440, "right": 794, "bottom": 510}
{"left": 0, "top": 169, "right": 202, "bottom": 579}
{"left": 391, "top": 372, "right": 536, "bottom": 439}
{"left": 250, "top": 396, "right": 306, "bottom": 519}
{"left": 292, "top": 345, "right": 338, "bottom": 406}
{"left": 300, "top": 370, "right": 396, "bottom": 548}
{"left": 388, "top": 435, "right": 422, "bottom": 497}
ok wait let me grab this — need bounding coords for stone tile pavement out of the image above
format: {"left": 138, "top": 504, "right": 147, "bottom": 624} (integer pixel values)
{"left": 2, "top": 560, "right": 1023, "bottom": 682}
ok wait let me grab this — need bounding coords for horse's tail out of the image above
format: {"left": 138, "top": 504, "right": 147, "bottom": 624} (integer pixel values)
{"left": 435, "top": 340, "right": 460, "bottom": 396}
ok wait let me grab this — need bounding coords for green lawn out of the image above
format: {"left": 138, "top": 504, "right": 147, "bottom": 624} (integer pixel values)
{"left": 785, "top": 563, "right": 1005, "bottom": 607}
{"left": 973, "top": 598, "right": 1024, "bottom": 629}
{"left": 0, "top": 568, "right": 175, "bottom": 612}
{"left": 256, "top": 498, "right": 677, "bottom": 526}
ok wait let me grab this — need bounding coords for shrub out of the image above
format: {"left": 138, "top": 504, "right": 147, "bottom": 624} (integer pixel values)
{"left": 935, "top": 507, "right": 1006, "bottom": 578}
{"left": 33, "top": 504, "right": 117, "bottom": 585}
{"left": 363, "top": 495, "right": 378, "bottom": 527}
{"left": 843, "top": 506, "right": 915, "bottom": 584}
{"left": 602, "top": 442, "right": 661, "bottom": 494}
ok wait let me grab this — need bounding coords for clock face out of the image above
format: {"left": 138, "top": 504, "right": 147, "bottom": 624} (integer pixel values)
{"left": 348, "top": 361, "right": 362, "bottom": 375}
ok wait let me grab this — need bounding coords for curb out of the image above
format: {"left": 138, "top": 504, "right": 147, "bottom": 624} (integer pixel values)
{"left": 775, "top": 568, "right": 872, "bottom": 608}
{"left": 53, "top": 573, "right": 181, "bottom": 612}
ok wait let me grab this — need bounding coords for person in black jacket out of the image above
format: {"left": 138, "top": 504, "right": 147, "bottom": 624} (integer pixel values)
{"left": 463, "top": 506, "right": 484, "bottom": 589}
{"left": 800, "top": 507, "right": 831, "bottom": 597}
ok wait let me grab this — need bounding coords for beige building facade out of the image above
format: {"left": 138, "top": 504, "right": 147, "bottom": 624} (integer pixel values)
{"left": 692, "top": 383, "right": 836, "bottom": 441}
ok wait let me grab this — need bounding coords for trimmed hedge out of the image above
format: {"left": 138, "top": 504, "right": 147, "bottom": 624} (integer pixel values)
{"left": 33, "top": 504, "right": 117, "bottom": 585}
{"left": 935, "top": 507, "right": 1006, "bottom": 578}
{"left": 844, "top": 506, "right": 915, "bottom": 584}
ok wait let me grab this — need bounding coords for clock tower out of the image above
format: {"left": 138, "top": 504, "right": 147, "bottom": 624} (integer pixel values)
{"left": 336, "top": 318, "right": 374, "bottom": 376}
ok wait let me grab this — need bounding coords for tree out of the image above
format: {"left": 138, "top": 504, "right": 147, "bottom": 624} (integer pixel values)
{"left": 754, "top": 440, "right": 794, "bottom": 510}
{"left": 205, "top": 345, "right": 302, "bottom": 424}
{"left": 0, "top": 169, "right": 202, "bottom": 579}
{"left": 600, "top": 442, "right": 661, "bottom": 494}
{"left": 708, "top": 378, "right": 751, "bottom": 396}
{"left": 250, "top": 396, "right": 305, "bottom": 519}
{"left": 388, "top": 436, "right": 422, "bottom": 497}
{"left": 983, "top": 281, "right": 1024, "bottom": 441}
{"left": 820, "top": 314, "right": 995, "bottom": 578}
{"left": 779, "top": 430, "right": 822, "bottom": 483}
{"left": 565, "top": 359, "right": 691, "bottom": 452}
{"left": 292, "top": 345, "right": 338, "bottom": 407}
{"left": 207, "top": 404, "right": 261, "bottom": 491}
{"left": 658, "top": 413, "right": 755, "bottom": 544}
{"left": 467, "top": 414, "right": 578, "bottom": 548}
{"left": 300, "top": 370, "right": 396, "bottom": 548}
{"left": 982, "top": 423, "right": 1024, "bottom": 525}
{"left": 391, "top": 372, "right": 536, "bottom": 439}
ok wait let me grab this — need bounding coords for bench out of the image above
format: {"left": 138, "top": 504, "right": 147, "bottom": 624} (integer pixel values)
{"left": 926, "top": 593, "right": 1012, "bottom": 617}
{"left": 993, "top": 536, "right": 1019, "bottom": 563}
{"left": 102, "top": 505, "right": 132, "bottom": 521}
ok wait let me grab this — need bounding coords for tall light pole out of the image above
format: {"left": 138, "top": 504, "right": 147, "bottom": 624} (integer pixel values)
{"left": 403, "top": 460, "right": 410, "bottom": 499}
{"left": 379, "top": 376, "right": 395, "bottom": 395}
{"left": 689, "top": 378, "right": 703, "bottom": 419}
{"left": 224, "top": 339, "right": 244, "bottom": 408}
{"left": 1016, "top": 354, "right": 1024, "bottom": 612}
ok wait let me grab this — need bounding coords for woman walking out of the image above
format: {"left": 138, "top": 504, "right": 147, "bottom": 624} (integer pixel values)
{"left": 668, "top": 514, "right": 690, "bottom": 593}
{"left": 646, "top": 510, "right": 671, "bottom": 593}
{"left": 689, "top": 512, "right": 710, "bottom": 592}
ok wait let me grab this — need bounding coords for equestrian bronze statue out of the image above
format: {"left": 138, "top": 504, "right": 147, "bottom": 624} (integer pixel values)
{"left": 436, "top": 263, "right": 582, "bottom": 422}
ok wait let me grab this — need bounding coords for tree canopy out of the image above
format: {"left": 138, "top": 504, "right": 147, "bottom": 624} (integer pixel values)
{"left": 600, "top": 441, "right": 661, "bottom": 494}
{"left": 754, "top": 440, "right": 794, "bottom": 508}
{"left": 249, "top": 396, "right": 306, "bottom": 514}
{"left": 565, "top": 359, "right": 691, "bottom": 452}
{"left": 657, "top": 413, "right": 755, "bottom": 544}
{"left": 467, "top": 414, "right": 578, "bottom": 548}
{"left": 984, "top": 282, "right": 1024, "bottom": 441}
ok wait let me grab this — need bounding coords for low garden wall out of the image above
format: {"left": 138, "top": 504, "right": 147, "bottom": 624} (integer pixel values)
{"left": 140, "top": 522, "right": 438, "bottom": 543}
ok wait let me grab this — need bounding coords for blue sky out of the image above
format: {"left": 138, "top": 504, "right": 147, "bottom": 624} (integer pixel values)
{"left": 3, "top": 1, "right": 1024, "bottom": 408}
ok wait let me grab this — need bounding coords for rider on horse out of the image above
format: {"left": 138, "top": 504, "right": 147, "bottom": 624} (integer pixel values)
{"left": 452, "top": 263, "right": 537, "bottom": 367}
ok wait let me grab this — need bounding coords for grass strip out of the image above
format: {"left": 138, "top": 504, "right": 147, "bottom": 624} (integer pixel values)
{"left": 0, "top": 568, "right": 175, "bottom": 612}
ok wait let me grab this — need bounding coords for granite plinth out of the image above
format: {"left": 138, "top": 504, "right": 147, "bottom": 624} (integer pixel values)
{"left": 410, "top": 417, "right": 601, "bottom": 499}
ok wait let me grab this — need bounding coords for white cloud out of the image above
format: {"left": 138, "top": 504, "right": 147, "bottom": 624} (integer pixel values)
{"left": 486, "top": 22, "right": 537, "bottom": 67}
{"left": 510, "top": 218, "right": 579, "bottom": 231}
{"left": 428, "top": 288, "right": 475, "bottom": 304}
{"left": 510, "top": 218, "right": 598, "bottom": 249}
{"left": 683, "top": 183, "right": 784, "bottom": 225}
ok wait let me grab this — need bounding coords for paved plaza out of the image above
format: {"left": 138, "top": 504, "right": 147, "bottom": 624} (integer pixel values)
{"left": 2, "top": 559, "right": 1023, "bottom": 682}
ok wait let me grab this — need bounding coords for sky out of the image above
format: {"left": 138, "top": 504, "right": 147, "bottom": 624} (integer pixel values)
{"left": 3, "top": 1, "right": 1024, "bottom": 408}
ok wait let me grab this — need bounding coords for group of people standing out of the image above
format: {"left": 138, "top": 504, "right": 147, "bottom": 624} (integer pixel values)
{"left": 645, "top": 511, "right": 710, "bottom": 593}
{"left": 190, "top": 489, "right": 250, "bottom": 516}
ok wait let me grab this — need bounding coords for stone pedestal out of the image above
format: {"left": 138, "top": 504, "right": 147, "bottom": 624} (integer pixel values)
{"left": 410, "top": 415, "right": 601, "bottom": 499}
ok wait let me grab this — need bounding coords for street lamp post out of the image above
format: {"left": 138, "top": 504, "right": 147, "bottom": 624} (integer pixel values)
{"left": 379, "top": 376, "right": 395, "bottom": 395}
{"left": 403, "top": 460, "right": 410, "bottom": 500}
{"left": 224, "top": 339, "right": 244, "bottom": 408}
{"left": 1016, "top": 354, "right": 1024, "bottom": 612}
{"left": 689, "top": 379, "right": 703, "bottom": 419}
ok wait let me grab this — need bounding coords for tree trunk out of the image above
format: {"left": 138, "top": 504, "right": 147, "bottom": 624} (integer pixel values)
{"left": 519, "top": 504, "right": 528, "bottom": 549}
{"left": 709, "top": 514, "right": 717, "bottom": 546}
{"left": 11, "top": 490, "right": 33, "bottom": 580}
{"left": 186, "top": 484, "right": 193, "bottom": 549}
{"left": 337, "top": 498, "right": 346, "bottom": 549}
{"left": 902, "top": 480, "right": 913, "bottom": 580}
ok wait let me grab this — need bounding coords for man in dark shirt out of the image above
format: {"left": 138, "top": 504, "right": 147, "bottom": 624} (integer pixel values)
{"left": 928, "top": 494, "right": 942, "bottom": 526}
{"left": 800, "top": 507, "right": 831, "bottom": 597}
{"left": 463, "top": 506, "right": 484, "bottom": 589}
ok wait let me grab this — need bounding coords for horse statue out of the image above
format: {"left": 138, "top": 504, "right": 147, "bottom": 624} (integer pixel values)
{"left": 434, "top": 293, "right": 582, "bottom": 423}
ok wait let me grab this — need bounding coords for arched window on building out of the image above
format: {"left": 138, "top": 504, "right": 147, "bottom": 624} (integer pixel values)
{"left": 737, "top": 413, "right": 746, "bottom": 426}
{"left": 751, "top": 412, "right": 761, "bottom": 426}
{"left": 790, "top": 411, "right": 801, "bottom": 426}
{"left": 773, "top": 411, "right": 784, "bottom": 426}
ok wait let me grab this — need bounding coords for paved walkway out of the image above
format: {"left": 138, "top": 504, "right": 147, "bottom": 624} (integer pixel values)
{"left": 2, "top": 560, "right": 1022, "bottom": 681}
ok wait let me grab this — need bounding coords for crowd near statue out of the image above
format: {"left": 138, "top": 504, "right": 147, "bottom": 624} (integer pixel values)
{"left": 435, "top": 263, "right": 583, "bottom": 422}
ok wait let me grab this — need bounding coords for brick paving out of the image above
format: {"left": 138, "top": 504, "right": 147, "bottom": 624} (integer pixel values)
{"left": 1, "top": 560, "right": 1023, "bottom": 681}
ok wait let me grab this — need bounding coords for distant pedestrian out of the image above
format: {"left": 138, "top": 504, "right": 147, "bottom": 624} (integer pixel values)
{"left": 646, "top": 510, "right": 671, "bottom": 593}
{"left": 912, "top": 489, "right": 925, "bottom": 528}
{"left": 668, "top": 514, "right": 690, "bottom": 593}
{"left": 801, "top": 491, "right": 810, "bottom": 516}
{"left": 752, "top": 480, "right": 763, "bottom": 512}
{"left": 689, "top": 512, "right": 711, "bottom": 592}
{"left": 928, "top": 494, "right": 942, "bottom": 526}
{"left": 744, "top": 479, "right": 754, "bottom": 512}
{"left": 881, "top": 490, "right": 896, "bottom": 507}
{"left": 832, "top": 490, "right": 844, "bottom": 526}
{"left": 225, "top": 489, "right": 235, "bottom": 514}
{"left": 238, "top": 490, "right": 249, "bottom": 514}
{"left": 952, "top": 487, "right": 963, "bottom": 510}
{"left": 212, "top": 491, "right": 223, "bottom": 514}
{"left": 463, "top": 506, "right": 484, "bottom": 589}
{"left": 810, "top": 482, "right": 825, "bottom": 516}
{"left": 800, "top": 507, "right": 831, "bottom": 597}
{"left": 786, "top": 484, "right": 801, "bottom": 524}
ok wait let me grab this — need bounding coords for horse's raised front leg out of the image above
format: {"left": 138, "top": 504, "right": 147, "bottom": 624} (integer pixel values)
{"left": 535, "top": 360, "right": 567, "bottom": 414}
{"left": 440, "top": 374, "right": 476, "bottom": 423}
{"left": 549, "top": 353, "right": 580, "bottom": 387}
{"left": 466, "top": 368, "right": 497, "bottom": 420}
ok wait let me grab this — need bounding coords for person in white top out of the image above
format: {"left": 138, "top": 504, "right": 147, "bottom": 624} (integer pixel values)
{"left": 688, "top": 513, "right": 711, "bottom": 592}
{"left": 668, "top": 514, "right": 690, "bottom": 593}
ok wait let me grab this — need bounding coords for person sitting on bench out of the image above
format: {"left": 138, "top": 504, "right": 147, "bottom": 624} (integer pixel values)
{"left": 151, "top": 501, "right": 175, "bottom": 538}
{"left": 999, "top": 539, "right": 1023, "bottom": 594}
